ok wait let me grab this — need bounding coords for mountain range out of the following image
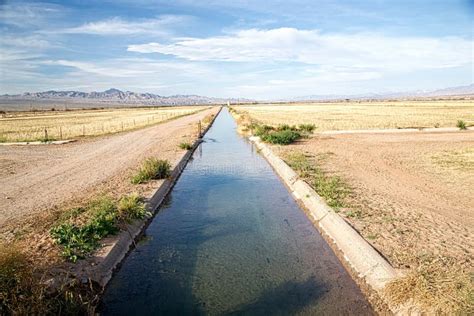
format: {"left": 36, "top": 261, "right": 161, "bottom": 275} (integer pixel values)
{"left": 0, "top": 84, "right": 472, "bottom": 106}
{"left": 0, "top": 88, "right": 248, "bottom": 105}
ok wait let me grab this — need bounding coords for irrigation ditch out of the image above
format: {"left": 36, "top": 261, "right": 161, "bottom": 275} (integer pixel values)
{"left": 78, "top": 107, "right": 420, "bottom": 315}
{"left": 72, "top": 107, "right": 223, "bottom": 288}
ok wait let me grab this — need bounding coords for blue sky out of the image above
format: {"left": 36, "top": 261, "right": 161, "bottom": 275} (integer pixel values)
{"left": 0, "top": 0, "right": 473, "bottom": 99}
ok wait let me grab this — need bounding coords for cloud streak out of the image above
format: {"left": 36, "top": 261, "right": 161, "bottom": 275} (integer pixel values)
{"left": 59, "top": 15, "right": 190, "bottom": 36}
{"left": 128, "top": 28, "right": 472, "bottom": 71}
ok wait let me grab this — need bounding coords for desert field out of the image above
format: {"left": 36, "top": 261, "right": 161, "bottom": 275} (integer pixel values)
{"left": 236, "top": 100, "right": 474, "bottom": 131}
{"left": 0, "top": 106, "right": 209, "bottom": 142}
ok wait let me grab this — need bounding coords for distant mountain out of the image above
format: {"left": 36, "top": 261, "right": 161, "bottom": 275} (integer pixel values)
{"left": 289, "top": 84, "right": 474, "bottom": 102}
{"left": 0, "top": 88, "right": 251, "bottom": 106}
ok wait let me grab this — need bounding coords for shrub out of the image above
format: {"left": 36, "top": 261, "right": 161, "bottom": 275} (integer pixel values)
{"left": 298, "top": 124, "right": 316, "bottom": 133}
{"left": 117, "top": 194, "right": 149, "bottom": 221}
{"left": 179, "top": 142, "right": 192, "bottom": 150}
{"left": 253, "top": 124, "right": 274, "bottom": 136}
{"left": 276, "top": 124, "right": 298, "bottom": 132}
{"left": 261, "top": 130, "right": 301, "bottom": 145}
{"left": 457, "top": 120, "right": 467, "bottom": 130}
{"left": 132, "top": 158, "right": 171, "bottom": 184}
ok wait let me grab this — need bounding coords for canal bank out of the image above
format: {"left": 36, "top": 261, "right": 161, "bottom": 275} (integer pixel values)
{"left": 100, "top": 108, "right": 374, "bottom": 314}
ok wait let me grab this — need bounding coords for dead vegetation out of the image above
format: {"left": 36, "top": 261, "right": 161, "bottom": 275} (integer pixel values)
{"left": 0, "top": 106, "right": 208, "bottom": 142}
{"left": 234, "top": 100, "right": 474, "bottom": 131}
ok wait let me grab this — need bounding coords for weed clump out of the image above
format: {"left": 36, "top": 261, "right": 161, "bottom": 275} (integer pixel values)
{"left": 298, "top": 123, "right": 316, "bottom": 133}
{"left": 457, "top": 120, "right": 467, "bottom": 130}
{"left": 117, "top": 193, "right": 149, "bottom": 221}
{"left": 50, "top": 195, "right": 148, "bottom": 262}
{"left": 50, "top": 197, "right": 118, "bottom": 262}
{"left": 250, "top": 122, "right": 315, "bottom": 145}
{"left": 179, "top": 142, "right": 192, "bottom": 150}
{"left": 261, "top": 129, "right": 301, "bottom": 145}
{"left": 132, "top": 158, "right": 171, "bottom": 184}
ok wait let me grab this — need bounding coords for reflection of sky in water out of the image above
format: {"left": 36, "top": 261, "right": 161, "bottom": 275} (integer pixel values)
{"left": 101, "top": 108, "right": 373, "bottom": 315}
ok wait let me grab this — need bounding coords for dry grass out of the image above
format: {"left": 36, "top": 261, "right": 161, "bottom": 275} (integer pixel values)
{"left": 385, "top": 256, "right": 473, "bottom": 314}
{"left": 235, "top": 100, "right": 474, "bottom": 131}
{"left": 0, "top": 106, "right": 207, "bottom": 142}
{"left": 432, "top": 147, "right": 474, "bottom": 172}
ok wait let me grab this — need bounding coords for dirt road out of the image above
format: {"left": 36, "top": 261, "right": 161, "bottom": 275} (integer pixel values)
{"left": 0, "top": 107, "right": 219, "bottom": 228}
{"left": 279, "top": 131, "right": 474, "bottom": 268}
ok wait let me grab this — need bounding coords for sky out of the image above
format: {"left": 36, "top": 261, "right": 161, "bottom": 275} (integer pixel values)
{"left": 0, "top": 0, "right": 473, "bottom": 99}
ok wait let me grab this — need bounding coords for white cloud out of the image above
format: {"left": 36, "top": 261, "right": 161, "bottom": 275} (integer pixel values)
{"left": 0, "top": 3, "right": 63, "bottom": 27}
{"left": 59, "top": 15, "right": 189, "bottom": 36}
{"left": 128, "top": 27, "right": 473, "bottom": 72}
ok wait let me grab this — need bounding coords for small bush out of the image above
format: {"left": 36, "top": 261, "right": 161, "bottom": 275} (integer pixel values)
{"left": 276, "top": 124, "right": 298, "bottom": 132}
{"left": 118, "top": 194, "right": 149, "bottom": 221}
{"left": 457, "top": 120, "right": 467, "bottom": 130}
{"left": 132, "top": 158, "right": 171, "bottom": 184}
{"left": 298, "top": 124, "right": 316, "bottom": 133}
{"left": 253, "top": 124, "right": 274, "bottom": 136}
{"left": 261, "top": 130, "right": 301, "bottom": 145}
{"left": 179, "top": 142, "right": 192, "bottom": 150}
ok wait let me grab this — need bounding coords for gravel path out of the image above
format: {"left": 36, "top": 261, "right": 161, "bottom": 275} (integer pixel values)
{"left": 0, "top": 107, "right": 218, "bottom": 228}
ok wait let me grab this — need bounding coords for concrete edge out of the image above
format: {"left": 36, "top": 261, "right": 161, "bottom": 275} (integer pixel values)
{"left": 74, "top": 106, "right": 223, "bottom": 288}
{"left": 249, "top": 135, "right": 420, "bottom": 315}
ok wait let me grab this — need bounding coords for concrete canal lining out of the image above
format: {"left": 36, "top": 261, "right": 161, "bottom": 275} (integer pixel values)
{"left": 100, "top": 107, "right": 375, "bottom": 315}
{"left": 249, "top": 136, "right": 422, "bottom": 315}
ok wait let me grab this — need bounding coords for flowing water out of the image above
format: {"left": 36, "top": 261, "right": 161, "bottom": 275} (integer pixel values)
{"left": 101, "top": 108, "right": 373, "bottom": 315}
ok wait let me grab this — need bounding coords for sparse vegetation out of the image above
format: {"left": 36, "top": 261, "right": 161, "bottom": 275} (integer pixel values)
{"left": 50, "top": 197, "right": 119, "bottom": 262}
{"left": 50, "top": 195, "right": 148, "bottom": 262}
{"left": 284, "top": 151, "right": 349, "bottom": 208}
{"left": 457, "top": 119, "right": 467, "bottom": 130}
{"left": 385, "top": 256, "right": 473, "bottom": 314}
{"left": 131, "top": 158, "right": 171, "bottom": 184}
{"left": 179, "top": 142, "right": 193, "bottom": 150}
{"left": 0, "top": 242, "right": 98, "bottom": 314}
{"left": 235, "top": 100, "right": 473, "bottom": 131}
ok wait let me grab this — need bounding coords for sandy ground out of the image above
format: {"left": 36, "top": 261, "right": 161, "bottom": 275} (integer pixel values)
{"left": 278, "top": 131, "right": 474, "bottom": 269}
{"left": 0, "top": 107, "right": 218, "bottom": 230}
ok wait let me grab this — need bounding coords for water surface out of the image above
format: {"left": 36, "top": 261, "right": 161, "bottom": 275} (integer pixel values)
{"left": 101, "top": 108, "right": 373, "bottom": 315}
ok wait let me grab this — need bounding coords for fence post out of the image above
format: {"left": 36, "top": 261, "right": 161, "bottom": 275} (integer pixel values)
{"left": 59, "top": 126, "right": 62, "bottom": 140}
{"left": 82, "top": 125, "right": 85, "bottom": 136}
{"left": 198, "top": 120, "right": 202, "bottom": 137}
{"left": 44, "top": 128, "right": 48, "bottom": 141}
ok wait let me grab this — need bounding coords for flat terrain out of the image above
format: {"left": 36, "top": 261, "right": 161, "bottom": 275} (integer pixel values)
{"left": 0, "top": 106, "right": 208, "bottom": 142}
{"left": 237, "top": 100, "right": 473, "bottom": 131}
{"left": 0, "top": 107, "right": 219, "bottom": 230}
{"left": 276, "top": 131, "right": 474, "bottom": 269}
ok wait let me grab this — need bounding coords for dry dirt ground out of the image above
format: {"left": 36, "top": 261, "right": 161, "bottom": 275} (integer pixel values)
{"left": 0, "top": 107, "right": 218, "bottom": 233}
{"left": 276, "top": 130, "right": 474, "bottom": 269}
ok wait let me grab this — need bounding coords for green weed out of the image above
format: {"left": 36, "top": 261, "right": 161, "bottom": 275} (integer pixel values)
{"left": 117, "top": 194, "right": 150, "bottom": 221}
{"left": 179, "top": 142, "right": 192, "bottom": 150}
{"left": 298, "top": 124, "right": 316, "bottom": 133}
{"left": 457, "top": 120, "right": 467, "bottom": 130}
{"left": 50, "top": 197, "right": 118, "bottom": 262}
{"left": 132, "top": 158, "right": 171, "bottom": 184}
